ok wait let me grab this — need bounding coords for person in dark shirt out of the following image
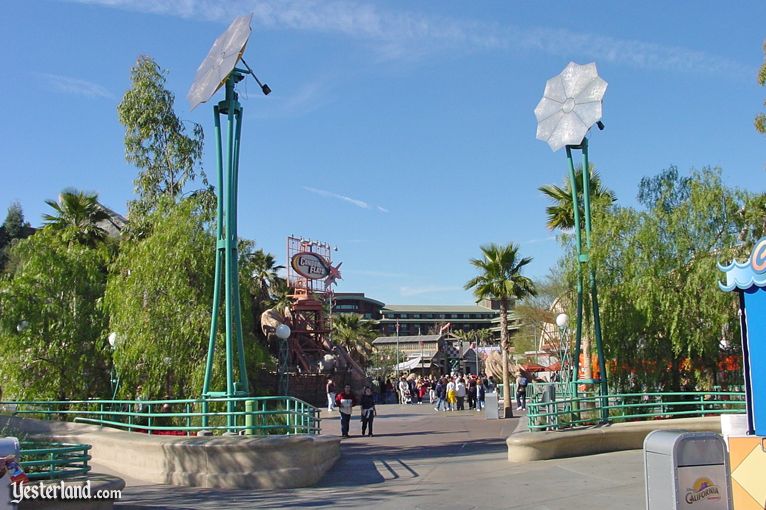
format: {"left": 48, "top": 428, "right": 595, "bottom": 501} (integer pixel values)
{"left": 360, "top": 386, "right": 376, "bottom": 437}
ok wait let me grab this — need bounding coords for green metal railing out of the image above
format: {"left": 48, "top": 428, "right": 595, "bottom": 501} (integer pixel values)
{"left": 19, "top": 442, "right": 91, "bottom": 481}
{"left": 526, "top": 389, "right": 746, "bottom": 431}
{"left": 1, "top": 395, "right": 321, "bottom": 436}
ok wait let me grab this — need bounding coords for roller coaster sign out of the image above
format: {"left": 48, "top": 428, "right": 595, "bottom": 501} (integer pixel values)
{"left": 291, "top": 252, "right": 330, "bottom": 280}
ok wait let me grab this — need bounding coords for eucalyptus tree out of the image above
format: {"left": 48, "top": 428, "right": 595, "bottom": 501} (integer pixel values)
{"left": 117, "top": 56, "right": 206, "bottom": 218}
{"left": 465, "top": 243, "right": 536, "bottom": 417}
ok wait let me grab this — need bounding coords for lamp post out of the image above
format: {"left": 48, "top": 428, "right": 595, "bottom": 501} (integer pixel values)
{"left": 555, "top": 313, "right": 570, "bottom": 392}
{"left": 108, "top": 332, "right": 120, "bottom": 400}
{"left": 395, "top": 319, "right": 400, "bottom": 379}
{"left": 276, "top": 323, "right": 291, "bottom": 395}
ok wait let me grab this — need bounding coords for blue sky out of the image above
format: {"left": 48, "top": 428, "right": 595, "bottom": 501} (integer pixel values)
{"left": 1, "top": 1, "right": 765, "bottom": 305}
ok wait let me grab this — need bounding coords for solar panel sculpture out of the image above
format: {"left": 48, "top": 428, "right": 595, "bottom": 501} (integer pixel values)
{"left": 534, "top": 62, "right": 609, "bottom": 422}
{"left": 187, "top": 14, "right": 271, "bottom": 431}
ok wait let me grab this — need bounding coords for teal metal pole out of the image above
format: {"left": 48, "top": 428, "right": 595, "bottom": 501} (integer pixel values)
{"left": 580, "top": 141, "right": 609, "bottom": 422}
{"left": 231, "top": 108, "right": 249, "bottom": 395}
{"left": 202, "top": 102, "right": 225, "bottom": 429}
{"left": 566, "top": 146, "right": 585, "bottom": 387}
{"left": 224, "top": 77, "right": 236, "bottom": 430}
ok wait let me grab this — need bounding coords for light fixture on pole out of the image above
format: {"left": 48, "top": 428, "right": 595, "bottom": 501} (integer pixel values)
{"left": 275, "top": 324, "right": 291, "bottom": 395}
{"left": 535, "top": 62, "right": 609, "bottom": 422}
{"left": 108, "top": 332, "right": 120, "bottom": 400}
{"left": 189, "top": 14, "right": 271, "bottom": 432}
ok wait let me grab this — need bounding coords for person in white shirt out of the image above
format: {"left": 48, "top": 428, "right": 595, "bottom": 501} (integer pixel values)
{"left": 398, "top": 377, "right": 410, "bottom": 404}
{"left": 446, "top": 378, "right": 456, "bottom": 411}
{"left": 455, "top": 377, "right": 467, "bottom": 410}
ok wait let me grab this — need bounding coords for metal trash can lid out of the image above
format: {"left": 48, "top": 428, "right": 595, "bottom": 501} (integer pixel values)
{"left": 644, "top": 431, "right": 726, "bottom": 466}
{"left": 0, "top": 437, "right": 20, "bottom": 457}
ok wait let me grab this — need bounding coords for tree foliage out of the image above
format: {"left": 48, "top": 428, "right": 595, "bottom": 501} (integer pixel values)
{"left": 42, "top": 189, "right": 110, "bottom": 246}
{"left": 539, "top": 165, "right": 616, "bottom": 231}
{"left": 579, "top": 166, "right": 756, "bottom": 391}
{"left": 465, "top": 243, "right": 536, "bottom": 415}
{"left": 104, "top": 197, "right": 270, "bottom": 400}
{"left": 117, "top": 56, "right": 205, "bottom": 217}
{"left": 1, "top": 202, "right": 32, "bottom": 272}
{"left": 756, "top": 41, "right": 766, "bottom": 135}
{"left": 332, "top": 313, "right": 379, "bottom": 366}
{"left": 0, "top": 228, "right": 111, "bottom": 400}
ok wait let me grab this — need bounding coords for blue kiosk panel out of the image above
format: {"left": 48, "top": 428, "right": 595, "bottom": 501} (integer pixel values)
{"left": 719, "top": 237, "right": 766, "bottom": 436}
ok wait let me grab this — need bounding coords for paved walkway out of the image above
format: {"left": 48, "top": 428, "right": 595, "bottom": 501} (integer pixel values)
{"left": 106, "top": 404, "right": 646, "bottom": 509}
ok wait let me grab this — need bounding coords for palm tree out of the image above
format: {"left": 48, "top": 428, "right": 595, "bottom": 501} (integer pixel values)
{"left": 42, "top": 189, "right": 110, "bottom": 245}
{"left": 465, "top": 243, "right": 536, "bottom": 418}
{"left": 538, "top": 165, "right": 615, "bottom": 230}
{"left": 246, "top": 248, "right": 285, "bottom": 308}
{"left": 333, "top": 313, "right": 379, "bottom": 366}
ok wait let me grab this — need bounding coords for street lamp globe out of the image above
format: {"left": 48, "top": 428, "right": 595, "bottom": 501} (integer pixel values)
{"left": 556, "top": 313, "right": 569, "bottom": 329}
{"left": 16, "top": 321, "right": 29, "bottom": 333}
{"left": 108, "top": 332, "right": 118, "bottom": 348}
{"left": 275, "top": 324, "right": 291, "bottom": 340}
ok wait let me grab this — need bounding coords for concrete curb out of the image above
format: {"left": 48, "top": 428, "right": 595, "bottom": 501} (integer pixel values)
{"left": 1, "top": 416, "right": 340, "bottom": 490}
{"left": 507, "top": 416, "right": 722, "bottom": 462}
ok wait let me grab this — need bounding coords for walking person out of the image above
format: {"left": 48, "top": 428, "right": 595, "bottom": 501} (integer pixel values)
{"left": 335, "top": 384, "right": 356, "bottom": 437}
{"left": 434, "top": 377, "right": 447, "bottom": 411}
{"left": 477, "top": 379, "right": 486, "bottom": 411}
{"left": 467, "top": 377, "right": 477, "bottom": 410}
{"left": 446, "top": 377, "right": 456, "bottom": 411}
{"left": 360, "top": 386, "right": 376, "bottom": 437}
{"left": 326, "top": 377, "right": 336, "bottom": 412}
{"left": 516, "top": 373, "right": 528, "bottom": 410}
{"left": 398, "top": 377, "right": 409, "bottom": 405}
{"left": 455, "top": 377, "right": 466, "bottom": 411}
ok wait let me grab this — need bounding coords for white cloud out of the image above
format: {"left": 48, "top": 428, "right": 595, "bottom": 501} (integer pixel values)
{"left": 37, "top": 73, "right": 114, "bottom": 99}
{"left": 72, "top": 0, "right": 748, "bottom": 75}
{"left": 302, "top": 186, "right": 388, "bottom": 212}
{"left": 522, "top": 235, "right": 557, "bottom": 245}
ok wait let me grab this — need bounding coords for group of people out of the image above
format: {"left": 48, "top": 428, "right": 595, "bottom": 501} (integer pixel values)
{"left": 325, "top": 371, "right": 533, "bottom": 437}
{"left": 326, "top": 381, "right": 377, "bottom": 438}
{"left": 431, "top": 374, "right": 495, "bottom": 411}
{"left": 391, "top": 373, "right": 497, "bottom": 411}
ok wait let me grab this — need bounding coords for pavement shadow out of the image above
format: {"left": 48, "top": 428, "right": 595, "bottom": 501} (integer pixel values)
{"left": 316, "top": 437, "right": 508, "bottom": 488}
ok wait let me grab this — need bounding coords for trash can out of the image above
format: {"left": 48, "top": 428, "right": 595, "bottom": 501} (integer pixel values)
{"left": 485, "top": 392, "right": 499, "bottom": 420}
{"left": 542, "top": 383, "right": 556, "bottom": 430}
{"left": 644, "top": 430, "right": 732, "bottom": 509}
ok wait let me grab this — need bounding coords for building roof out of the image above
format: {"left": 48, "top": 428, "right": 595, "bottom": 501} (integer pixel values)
{"left": 333, "top": 293, "right": 385, "bottom": 308}
{"left": 382, "top": 304, "right": 497, "bottom": 314}
{"left": 373, "top": 334, "right": 442, "bottom": 345}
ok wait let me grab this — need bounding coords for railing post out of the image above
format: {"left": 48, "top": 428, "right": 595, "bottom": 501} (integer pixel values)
{"left": 245, "top": 400, "right": 253, "bottom": 435}
{"left": 147, "top": 403, "right": 153, "bottom": 435}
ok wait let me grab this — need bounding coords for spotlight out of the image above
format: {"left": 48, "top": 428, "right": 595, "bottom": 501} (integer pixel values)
{"left": 596, "top": 121, "right": 605, "bottom": 130}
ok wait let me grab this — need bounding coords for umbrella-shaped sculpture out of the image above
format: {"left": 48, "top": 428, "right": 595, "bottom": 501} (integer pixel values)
{"left": 534, "top": 62, "right": 609, "bottom": 423}
{"left": 188, "top": 14, "right": 253, "bottom": 111}
{"left": 188, "top": 14, "right": 272, "bottom": 432}
{"left": 534, "top": 62, "right": 607, "bottom": 152}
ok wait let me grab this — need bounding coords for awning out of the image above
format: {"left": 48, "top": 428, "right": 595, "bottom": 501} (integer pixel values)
{"left": 395, "top": 356, "right": 431, "bottom": 371}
